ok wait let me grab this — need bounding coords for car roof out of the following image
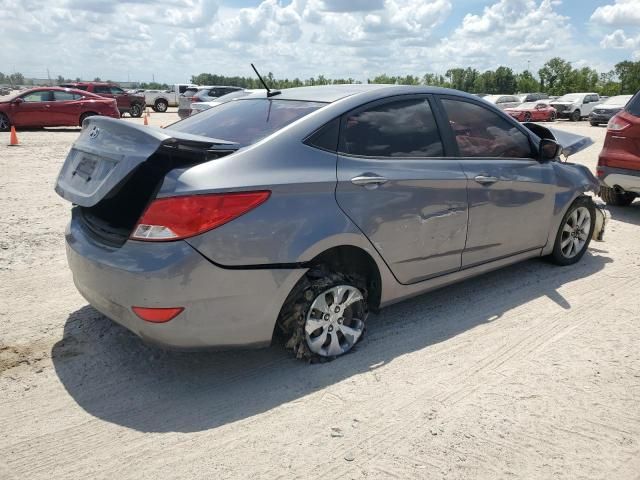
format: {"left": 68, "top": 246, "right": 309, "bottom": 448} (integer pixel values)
{"left": 239, "top": 84, "right": 479, "bottom": 103}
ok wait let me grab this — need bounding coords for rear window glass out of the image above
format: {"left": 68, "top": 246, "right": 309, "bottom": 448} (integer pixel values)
{"left": 168, "top": 99, "right": 325, "bottom": 147}
{"left": 626, "top": 92, "right": 640, "bottom": 117}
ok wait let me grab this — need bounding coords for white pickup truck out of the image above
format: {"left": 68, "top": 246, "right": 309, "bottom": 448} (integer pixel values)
{"left": 144, "top": 84, "right": 196, "bottom": 112}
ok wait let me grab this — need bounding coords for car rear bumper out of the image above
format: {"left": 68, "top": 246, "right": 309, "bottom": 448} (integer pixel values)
{"left": 65, "top": 216, "right": 307, "bottom": 349}
{"left": 599, "top": 166, "right": 640, "bottom": 193}
{"left": 589, "top": 113, "right": 613, "bottom": 123}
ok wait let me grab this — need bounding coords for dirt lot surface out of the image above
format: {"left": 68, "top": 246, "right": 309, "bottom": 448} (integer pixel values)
{"left": 1, "top": 111, "right": 639, "bottom": 479}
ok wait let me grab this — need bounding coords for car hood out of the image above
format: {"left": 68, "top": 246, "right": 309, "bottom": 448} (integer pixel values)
{"left": 549, "top": 101, "right": 576, "bottom": 106}
{"left": 504, "top": 107, "right": 534, "bottom": 112}
{"left": 593, "top": 105, "right": 623, "bottom": 110}
{"left": 523, "top": 123, "right": 594, "bottom": 158}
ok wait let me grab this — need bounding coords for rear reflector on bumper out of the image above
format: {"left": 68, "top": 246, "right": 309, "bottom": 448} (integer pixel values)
{"left": 132, "top": 306, "right": 184, "bottom": 323}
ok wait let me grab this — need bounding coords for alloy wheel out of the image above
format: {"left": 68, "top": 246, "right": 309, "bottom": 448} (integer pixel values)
{"left": 304, "top": 285, "right": 366, "bottom": 357}
{"left": 0, "top": 114, "right": 9, "bottom": 131}
{"left": 560, "top": 206, "right": 591, "bottom": 258}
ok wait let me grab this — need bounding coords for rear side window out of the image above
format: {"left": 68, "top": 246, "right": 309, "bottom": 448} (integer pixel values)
{"left": 306, "top": 117, "right": 340, "bottom": 152}
{"left": 54, "top": 91, "right": 82, "bottom": 101}
{"left": 339, "top": 98, "right": 444, "bottom": 157}
{"left": 626, "top": 91, "right": 640, "bottom": 117}
{"left": 168, "top": 99, "right": 325, "bottom": 147}
{"left": 441, "top": 99, "right": 533, "bottom": 158}
{"left": 93, "top": 86, "right": 111, "bottom": 94}
{"left": 109, "top": 86, "right": 125, "bottom": 95}
{"left": 74, "top": 85, "right": 88, "bottom": 91}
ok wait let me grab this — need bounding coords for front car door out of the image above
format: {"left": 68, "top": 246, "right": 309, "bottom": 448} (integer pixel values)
{"left": 436, "top": 96, "right": 555, "bottom": 267}
{"left": 11, "top": 90, "right": 55, "bottom": 127}
{"left": 335, "top": 95, "right": 469, "bottom": 284}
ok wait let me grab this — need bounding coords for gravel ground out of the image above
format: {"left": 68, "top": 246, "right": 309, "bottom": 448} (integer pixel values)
{"left": 1, "top": 112, "right": 639, "bottom": 479}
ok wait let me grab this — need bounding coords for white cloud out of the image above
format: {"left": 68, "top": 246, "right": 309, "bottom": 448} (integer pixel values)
{"left": 601, "top": 29, "right": 640, "bottom": 58}
{"left": 591, "top": 0, "right": 640, "bottom": 27}
{"left": 0, "top": 0, "right": 633, "bottom": 84}
{"left": 435, "top": 0, "right": 572, "bottom": 69}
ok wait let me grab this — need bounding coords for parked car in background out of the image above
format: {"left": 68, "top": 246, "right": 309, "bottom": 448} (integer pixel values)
{"left": 178, "top": 86, "right": 243, "bottom": 119}
{"left": 144, "top": 84, "right": 195, "bottom": 112}
{"left": 550, "top": 93, "right": 600, "bottom": 121}
{"left": 55, "top": 85, "right": 607, "bottom": 361}
{"left": 504, "top": 101, "right": 557, "bottom": 122}
{"left": 597, "top": 91, "right": 640, "bottom": 206}
{"left": 189, "top": 89, "right": 258, "bottom": 115}
{"left": 589, "top": 95, "right": 633, "bottom": 126}
{"left": 482, "top": 94, "right": 521, "bottom": 110}
{"left": 0, "top": 86, "right": 120, "bottom": 131}
{"left": 516, "top": 93, "right": 549, "bottom": 103}
{"left": 60, "top": 82, "right": 145, "bottom": 117}
{"left": 0, "top": 86, "right": 11, "bottom": 96}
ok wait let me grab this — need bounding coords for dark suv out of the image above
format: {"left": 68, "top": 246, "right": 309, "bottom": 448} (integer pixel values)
{"left": 60, "top": 82, "right": 145, "bottom": 117}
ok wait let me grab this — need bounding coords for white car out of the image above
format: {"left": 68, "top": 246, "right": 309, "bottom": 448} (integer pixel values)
{"left": 550, "top": 93, "right": 600, "bottom": 122}
{"left": 189, "top": 89, "right": 258, "bottom": 115}
{"left": 482, "top": 95, "right": 522, "bottom": 110}
{"left": 145, "top": 84, "right": 196, "bottom": 112}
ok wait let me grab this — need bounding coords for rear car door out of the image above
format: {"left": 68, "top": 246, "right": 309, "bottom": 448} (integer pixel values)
{"left": 12, "top": 90, "right": 55, "bottom": 126}
{"left": 335, "top": 95, "right": 468, "bottom": 284}
{"left": 437, "top": 96, "right": 555, "bottom": 267}
{"left": 51, "top": 90, "right": 82, "bottom": 125}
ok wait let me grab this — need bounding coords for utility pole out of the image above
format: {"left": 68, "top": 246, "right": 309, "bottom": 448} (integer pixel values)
{"left": 47, "top": 68, "right": 51, "bottom": 86}
{"left": 527, "top": 60, "right": 531, "bottom": 72}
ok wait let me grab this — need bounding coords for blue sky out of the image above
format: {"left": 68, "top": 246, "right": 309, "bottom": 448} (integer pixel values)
{"left": 1, "top": 0, "right": 639, "bottom": 84}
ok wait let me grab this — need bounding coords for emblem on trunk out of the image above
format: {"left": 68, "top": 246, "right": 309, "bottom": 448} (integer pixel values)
{"left": 88, "top": 126, "right": 100, "bottom": 139}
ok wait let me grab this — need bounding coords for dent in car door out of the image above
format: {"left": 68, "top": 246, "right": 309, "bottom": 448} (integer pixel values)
{"left": 438, "top": 97, "right": 555, "bottom": 267}
{"left": 335, "top": 95, "right": 468, "bottom": 284}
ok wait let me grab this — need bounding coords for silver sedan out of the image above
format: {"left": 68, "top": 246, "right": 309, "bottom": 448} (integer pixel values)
{"left": 55, "top": 85, "right": 607, "bottom": 361}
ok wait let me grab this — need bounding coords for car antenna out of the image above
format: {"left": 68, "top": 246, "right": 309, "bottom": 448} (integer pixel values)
{"left": 251, "top": 63, "right": 281, "bottom": 97}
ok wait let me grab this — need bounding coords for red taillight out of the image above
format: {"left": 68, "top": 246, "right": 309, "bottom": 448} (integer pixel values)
{"left": 132, "top": 306, "right": 184, "bottom": 323}
{"left": 131, "top": 191, "right": 270, "bottom": 241}
{"left": 607, "top": 114, "right": 631, "bottom": 131}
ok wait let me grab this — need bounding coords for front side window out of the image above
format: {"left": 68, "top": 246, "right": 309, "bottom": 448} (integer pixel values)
{"left": 441, "top": 99, "right": 532, "bottom": 158}
{"left": 22, "top": 91, "right": 53, "bottom": 102}
{"left": 339, "top": 97, "right": 444, "bottom": 157}
{"left": 93, "top": 86, "right": 111, "bottom": 94}
{"left": 168, "top": 99, "right": 325, "bottom": 147}
{"left": 109, "top": 86, "right": 125, "bottom": 95}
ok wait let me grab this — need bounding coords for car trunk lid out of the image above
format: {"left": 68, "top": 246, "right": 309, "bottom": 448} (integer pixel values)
{"left": 55, "top": 116, "right": 238, "bottom": 208}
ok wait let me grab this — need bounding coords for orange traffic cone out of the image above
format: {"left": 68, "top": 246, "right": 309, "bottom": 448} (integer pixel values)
{"left": 8, "top": 126, "right": 19, "bottom": 146}
{"left": 143, "top": 114, "right": 148, "bottom": 126}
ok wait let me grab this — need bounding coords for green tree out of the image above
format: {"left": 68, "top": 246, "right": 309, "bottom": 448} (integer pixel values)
{"left": 538, "top": 57, "right": 573, "bottom": 95}
{"left": 615, "top": 61, "right": 640, "bottom": 94}
{"left": 494, "top": 66, "right": 516, "bottom": 93}
{"left": 516, "top": 70, "right": 540, "bottom": 93}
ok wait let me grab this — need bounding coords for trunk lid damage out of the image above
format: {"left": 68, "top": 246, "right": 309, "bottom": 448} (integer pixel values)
{"left": 55, "top": 116, "right": 238, "bottom": 208}
{"left": 55, "top": 116, "right": 238, "bottom": 246}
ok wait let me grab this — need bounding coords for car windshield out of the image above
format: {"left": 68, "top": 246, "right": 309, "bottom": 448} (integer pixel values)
{"left": 167, "top": 98, "right": 326, "bottom": 147}
{"left": 603, "top": 95, "right": 632, "bottom": 106}
{"left": 556, "top": 94, "right": 580, "bottom": 102}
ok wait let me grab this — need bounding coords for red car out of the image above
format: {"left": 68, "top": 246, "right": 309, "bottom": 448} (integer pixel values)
{"left": 596, "top": 90, "right": 640, "bottom": 206}
{"left": 0, "top": 87, "right": 120, "bottom": 131}
{"left": 60, "top": 82, "right": 145, "bottom": 117}
{"left": 504, "top": 101, "right": 557, "bottom": 122}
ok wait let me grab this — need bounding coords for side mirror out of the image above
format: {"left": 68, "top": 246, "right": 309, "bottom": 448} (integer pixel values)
{"left": 540, "top": 138, "right": 561, "bottom": 161}
{"left": 11, "top": 97, "right": 24, "bottom": 105}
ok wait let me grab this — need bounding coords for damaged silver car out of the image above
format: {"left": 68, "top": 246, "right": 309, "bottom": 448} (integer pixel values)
{"left": 55, "top": 85, "right": 608, "bottom": 361}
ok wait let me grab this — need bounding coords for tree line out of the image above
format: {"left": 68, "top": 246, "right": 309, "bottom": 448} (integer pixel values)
{"left": 191, "top": 57, "right": 640, "bottom": 96}
{"left": 3, "top": 57, "right": 639, "bottom": 96}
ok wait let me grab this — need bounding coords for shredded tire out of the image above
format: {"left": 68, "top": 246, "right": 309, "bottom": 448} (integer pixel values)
{"left": 277, "top": 268, "right": 368, "bottom": 363}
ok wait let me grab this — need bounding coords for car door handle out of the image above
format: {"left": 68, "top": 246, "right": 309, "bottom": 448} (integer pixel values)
{"left": 474, "top": 175, "right": 499, "bottom": 185}
{"left": 351, "top": 174, "right": 388, "bottom": 186}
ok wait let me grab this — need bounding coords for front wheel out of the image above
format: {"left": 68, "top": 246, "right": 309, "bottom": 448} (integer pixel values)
{"left": 590, "top": 121, "right": 599, "bottom": 126}
{"left": 600, "top": 186, "right": 636, "bottom": 206}
{"left": 550, "top": 197, "right": 595, "bottom": 266}
{"left": 0, "top": 113, "right": 10, "bottom": 132}
{"left": 523, "top": 112, "right": 532, "bottom": 122}
{"left": 570, "top": 110, "right": 581, "bottom": 122}
{"left": 79, "top": 112, "right": 97, "bottom": 126}
{"left": 154, "top": 99, "right": 168, "bottom": 112}
{"left": 548, "top": 111, "right": 556, "bottom": 122}
{"left": 277, "top": 269, "right": 368, "bottom": 362}
{"left": 129, "top": 104, "right": 143, "bottom": 118}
